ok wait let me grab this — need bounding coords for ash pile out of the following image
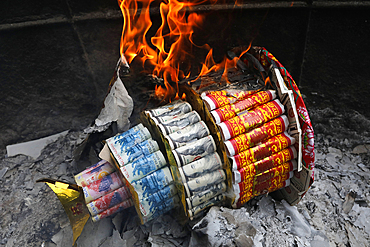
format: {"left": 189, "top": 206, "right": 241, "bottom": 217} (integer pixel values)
{"left": 2, "top": 130, "right": 370, "bottom": 246}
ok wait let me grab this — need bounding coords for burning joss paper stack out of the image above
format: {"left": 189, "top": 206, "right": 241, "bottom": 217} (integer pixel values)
{"left": 202, "top": 89, "right": 298, "bottom": 208}
{"left": 147, "top": 100, "right": 228, "bottom": 220}
{"left": 106, "top": 124, "right": 180, "bottom": 223}
{"left": 74, "top": 160, "right": 133, "bottom": 222}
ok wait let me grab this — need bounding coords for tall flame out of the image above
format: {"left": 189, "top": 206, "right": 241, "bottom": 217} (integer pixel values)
{"left": 118, "top": 0, "right": 246, "bottom": 100}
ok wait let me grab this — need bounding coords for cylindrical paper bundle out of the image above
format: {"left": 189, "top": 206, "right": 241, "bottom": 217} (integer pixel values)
{"left": 108, "top": 123, "right": 144, "bottom": 143}
{"left": 131, "top": 167, "right": 173, "bottom": 199}
{"left": 172, "top": 135, "right": 217, "bottom": 167}
{"left": 218, "top": 99, "right": 285, "bottom": 141}
{"left": 179, "top": 153, "right": 222, "bottom": 180}
{"left": 108, "top": 138, "right": 159, "bottom": 166}
{"left": 145, "top": 100, "right": 192, "bottom": 118}
{"left": 233, "top": 146, "right": 297, "bottom": 183}
{"left": 165, "top": 121, "right": 210, "bottom": 149}
{"left": 91, "top": 199, "right": 134, "bottom": 222}
{"left": 82, "top": 172, "right": 125, "bottom": 204}
{"left": 152, "top": 113, "right": 185, "bottom": 125}
{"left": 211, "top": 90, "right": 276, "bottom": 124}
{"left": 74, "top": 160, "right": 116, "bottom": 187}
{"left": 142, "top": 195, "right": 180, "bottom": 224}
{"left": 157, "top": 111, "right": 201, "bottom": 135}
{"left": 233, "top": 166, "right": 295, "bottom": 195}
{"left": 186, "top": 182, "right": 227, "bottom": 208}
{"left": 201, "top": 89, "right": 256, "bottom": 98}
{"left": 188, "top": 194, "right": 226, "bottom": 219}
{"left": 86, "top": 186, "right": 131, "bottom": 216}
{"left": 202, "top": 90, "right": 256, "bottom": 111}
{"left": 255, "top": 160, "right": 297, "bottom": 184}
{"left": 184, "top": 169, "right": 226, "bottom": 196}
{"left": 120, "top": 150, "right": 167, "bottom": 183}
{"left": 106, "top": 127, "right": 151, "bottom": 153}
{"left": 224, "top": 115, "right": 289, "bottom": 157}
{"left": 230, "top": 131, "right": 295, "bottom": 171}
{"left": 233, "top": 179, "right": 290, "bottom": 208}
{"left": 139, "top": 184, "right": 177, "bottom": 217}
{"left": 252, "top": 171, "right": 293, "bottom": 195}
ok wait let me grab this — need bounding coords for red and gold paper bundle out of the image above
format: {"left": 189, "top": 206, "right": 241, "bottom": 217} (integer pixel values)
{"left": 224, "top": 115, "right": 289, "bottom": 157}
{"left": 255, "top": 160, "right": 297, "bottom": 183}
{"left": 210, "top": 90, "right": 276, "bottom": 124}
{"left": 233, "top": 146, "right": 297, "bottom": 184}
{"left": 202, "top": 90, "right": 256, "bottom": 111}
{"left": 233, "top": 177, "right": 291, "bottom": 208}
{"left": 230, "top": 133, "right": 295, "bottom": 171}
{"left": 233, "top": 160, "right": 296, "bottom": 194}
{"left": 218, "top": 99, "right": 285, "bottom": 141}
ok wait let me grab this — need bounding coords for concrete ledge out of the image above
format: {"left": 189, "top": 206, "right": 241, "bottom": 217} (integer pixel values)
{"left": 3, "top": 1, "right": 370, "bottom": 31}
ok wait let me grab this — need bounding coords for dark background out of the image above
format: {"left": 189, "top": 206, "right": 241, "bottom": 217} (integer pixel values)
{"left": 1, "top": 0, "right": 370, "bottom": 149}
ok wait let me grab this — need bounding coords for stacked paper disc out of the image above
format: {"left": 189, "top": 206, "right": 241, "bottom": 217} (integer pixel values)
{"left": 106, "top": 124, "right": 179, "bottom": 223}
{"left": 202, "top": 89, "right": 298, "bottom": 208}
{"left": 147, "top": 100, "right": 227, "bottom": 220}
{"left": 74, "top": 160, "right": 133, "bottom": 222}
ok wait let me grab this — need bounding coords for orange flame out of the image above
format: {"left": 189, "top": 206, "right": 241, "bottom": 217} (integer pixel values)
{"left": 119, "top": 0, "right": 247, "bottom": 101}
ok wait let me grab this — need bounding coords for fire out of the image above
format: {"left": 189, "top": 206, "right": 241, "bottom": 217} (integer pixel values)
{"left": 118, "top": 0, "right": 248, "bottom": 101}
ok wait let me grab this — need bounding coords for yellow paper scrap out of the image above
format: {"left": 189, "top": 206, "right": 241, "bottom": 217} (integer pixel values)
{"left": 37, "top": 178, "right": 90, "bottom": 246}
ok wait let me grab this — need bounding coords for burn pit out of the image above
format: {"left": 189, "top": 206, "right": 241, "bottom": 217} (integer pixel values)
{"left": 38, "top": 0, "right": 315, "bottom": 244}
{"left": 2, "top": 1, "right": 370, "bottom": 247}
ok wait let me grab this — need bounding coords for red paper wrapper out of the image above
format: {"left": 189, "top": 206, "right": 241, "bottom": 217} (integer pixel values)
{"left": 86, "top": 186, "right": 131, "bottom": 216}
{"left": 91, "top": 199, "right": 134, "bottom": 222}
{"left": 231, "top": 132, "right": 295, "bottom": 171}
{"left": 256, "top": 160, "right": 297, "bottom": 183}
{"left": 210, "top": 90, "right": 276, "bottom": 124}
{"left": 202, "top": 90, "right": 256, "bottom": 111}
{"left": 233, "top": 146, "right": 297, "bottom": 183}
{"left": 224, "top": 115, "right": 289, "bottom": 157}
{"left": 82, "top": 172, "right": 125, "bottom": 204}
{"left": 233, "top": 160, "right": 296, "bottom": 194}
{"left": 234, "top": 179, "right": 290, "bottom": 208}
{"left": 218, "top": 99, "right": 285, "bottom": 141}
